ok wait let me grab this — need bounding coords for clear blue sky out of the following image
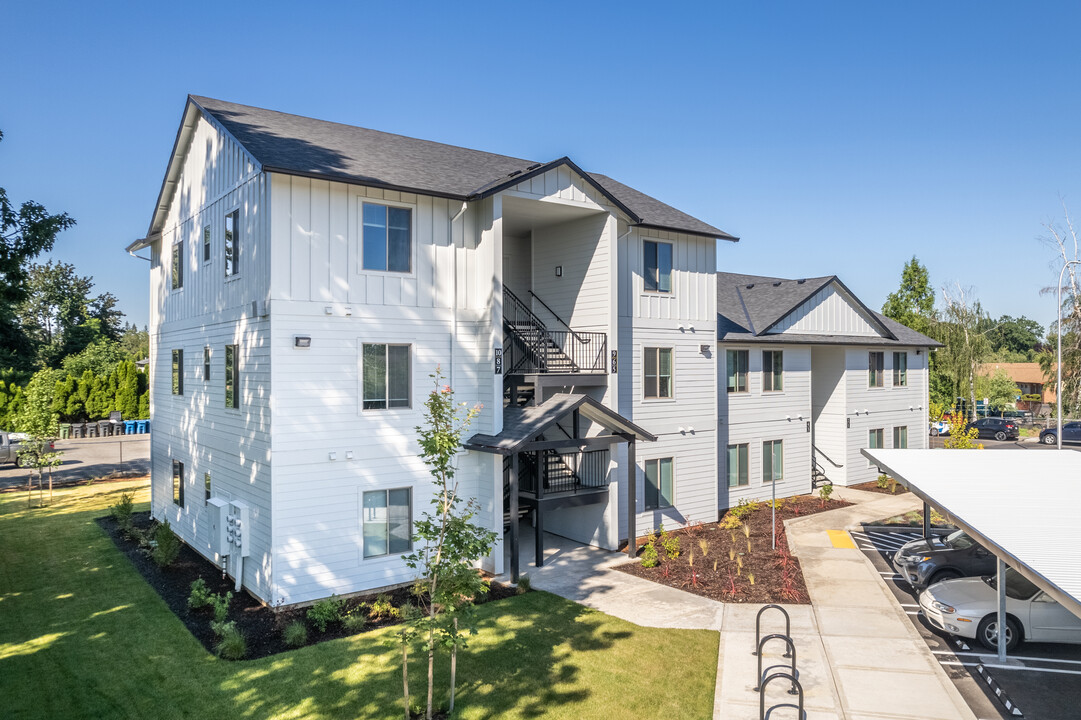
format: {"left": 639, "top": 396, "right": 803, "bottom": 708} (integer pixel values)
{"left": 4, "top": 2, "right": 1080, "bottom": 332}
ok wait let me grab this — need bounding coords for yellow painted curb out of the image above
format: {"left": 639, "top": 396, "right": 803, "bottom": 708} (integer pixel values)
{"left": 826, "top": 529, "right": 857, "bottom": 549}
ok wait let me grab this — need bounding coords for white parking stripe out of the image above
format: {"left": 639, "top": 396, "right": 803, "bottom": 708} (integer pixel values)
{"left": 939, "top": 660, "right": 1081, "bottom": 676}
{"left": 934, "top": 650, "right": 1081, "bottom": 667}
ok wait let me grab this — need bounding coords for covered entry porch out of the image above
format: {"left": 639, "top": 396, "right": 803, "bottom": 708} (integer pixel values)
{"left": 467, "top": 394, "right": 655, "bottom": 582}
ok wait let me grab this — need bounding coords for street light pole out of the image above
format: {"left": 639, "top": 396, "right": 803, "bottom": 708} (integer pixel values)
{"left": 1057, "top": 260, "right": 1081, "bottom": 450}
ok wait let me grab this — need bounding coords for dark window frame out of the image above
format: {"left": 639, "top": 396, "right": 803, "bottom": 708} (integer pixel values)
{"left": 893, "top": 351, "right": 907, "bottom": 387}
{"left": 171, "top": 240, "right": 184, "bottom": 290}
{"left": 171, "top": 349, "right": 183, "bottom": 395}
{"left": 726, "top": 349, "right": 748, "bottom": 393}
{"left": 763, "top": 350, "right": 783, "bottom": 392}
{"left": 172, "top": 459, "right": 184, "bottom": 507}
{"left": 225, "top": 344, "right": 239, "bottom": 409}
{"left": 362, "top": 343, "right": 412, "bottom": 410}
{"left": 204, "top": 471, "right": 212, "bottom": 502}
{"left": 643, "top": 239, "right": 673, "bottom": 293}
{"left": 224, "top": 209, "right": 240, "bottom": 277}
{"left": 203, "top": 346, "right": 211, "bottom": 382}
{"left": 869, "top": 351, "right": 885, "bottom": 388}
{"left": 893, "top": 426, "right": 908, "bottom": 449}
{"left": 202, "top": 224, "right": 211, "bottom": 263}
{"left": 644, "top": 457, "right": 674, "bottom": 509}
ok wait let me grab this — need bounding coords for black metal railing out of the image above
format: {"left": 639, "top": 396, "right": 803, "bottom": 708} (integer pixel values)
{"left": 519, "top": 448, "right": 610, "bottom": 496}
{"left": 503, "top": 287, "right": 607, "bottom": 374}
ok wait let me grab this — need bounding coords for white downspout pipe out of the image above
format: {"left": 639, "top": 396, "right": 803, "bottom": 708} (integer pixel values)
{"left": 234, "top": 556, "right": 243, "bottom": 592}
{"left": 450, "top": 202, "right": 467, "bottom": 388}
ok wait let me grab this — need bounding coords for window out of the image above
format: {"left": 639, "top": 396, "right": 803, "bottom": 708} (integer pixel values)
{"left": 643, "top": 240, "right": 672, "bottom": 293}
{"left": 203, "top": 347, "right": 211, "bottom": 382}
{"left": 171, "top": 349, "right": 183, "bottom": 395}
{"left": 644, "top": 457, "right": 673, "bottom": 509}
{"left": 225, "top": 344, "right": 239, "bottom": 409}
{"left": 893, "top": 352, "right": 907, "bottom": 387}
{"left": 644, "top": 347, "right": 673, "bottom": 399}
{"left": 224, "top": 209, "right": 239, "bottom": 276}
{"left": 172, "top": 460, "right": 184, "bottom": 506}
{"left": 762, "top": 440, "right": 783, "bottom": 483}
{"left": 893, "top": 426, "right": 908, "bottom": 449}
{"left": 171, "top": 240, "right": 184, "bottom": 289}
{"left": 726, "top": 443, "right": 749, "bottom": 487}
{"left": 868, "top": 351, "right": 884, "bottom": 388}
{"left": 868, "top": 428, "right": 884, "bottom": 466}
{"left": 763, "top": 350, "right": 783, "bottom": 392}
{"left": 362, "top": 203, "right": 412, "bottom": 272}
{"left": 204, "top": 471, "right": 212, "bottom": 501}
{"left": 726, "top": 349, "right": 748, "bottom": 393}
{"left": 362, "top": 344, "right": 411, "bottom": 409}
{"left": 203, "top": 225, "right": 211, "bottom": 262}
{"left": 362, "top": 488, "right": 412, "bottom": 558}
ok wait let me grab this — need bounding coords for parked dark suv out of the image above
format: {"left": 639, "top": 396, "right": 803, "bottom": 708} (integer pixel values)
{"left": 892, "top": 530, "right": 997, "bottom": 592}
{"left": 964, "top": 417, "right": 1019, "bottom": 441}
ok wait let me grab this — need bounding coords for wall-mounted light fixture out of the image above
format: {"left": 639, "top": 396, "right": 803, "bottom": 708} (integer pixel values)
{"left": 294, "top": 336, "right": 312, "bottom": 348}
{"left": 346, "top": 450, "right": 354, "bottom": 460}
{"left": 700, "top": 344, "right": 711, "bottom": 354}
{"left": 324, "top": 306, "right": 333, "bottom": 315}
{"left": 555, "top": 265, "right": 562, "bottom": 277}
{"left": 344, "top": 306, "right": 353, "bottom": 316}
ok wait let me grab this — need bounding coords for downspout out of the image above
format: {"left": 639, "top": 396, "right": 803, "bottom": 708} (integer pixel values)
{"left": 449, "top": 202, "right": 468, "bottom": 388}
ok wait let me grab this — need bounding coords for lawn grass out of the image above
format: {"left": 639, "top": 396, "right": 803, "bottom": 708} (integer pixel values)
{"left": 0, "top": 480, "right": 718, "bottom": 719}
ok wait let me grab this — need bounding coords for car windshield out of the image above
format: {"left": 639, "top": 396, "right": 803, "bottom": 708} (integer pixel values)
{"left": 945, "top": 530, "right": 975, "bottom": 550}
{"left": 987, "top": 568, "right": 1041, "bottom": 600}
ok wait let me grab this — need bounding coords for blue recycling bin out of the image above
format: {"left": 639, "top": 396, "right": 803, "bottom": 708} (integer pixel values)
{"left": 136, "top": 420, "right": 149, "bottom": 434}
{"left": 125, "top": 420, "right": 136, "bottom": 434}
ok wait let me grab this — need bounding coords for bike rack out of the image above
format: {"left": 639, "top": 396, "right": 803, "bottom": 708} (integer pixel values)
{"left": 759, "top": 672, "right": 804, "bottom": 720}
{"left": 753, "top": 604, "right": 791, "bottom": 657}
{"left": 754, "top": 634, "right": 798, "bottom": 694}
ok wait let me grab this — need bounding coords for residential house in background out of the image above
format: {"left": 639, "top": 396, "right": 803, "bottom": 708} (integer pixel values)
{"left": 716, "top": 272, "right": 940, "bottom": 506}
{"left": 978, "top": 362, "right": 1054, "bottom": 415}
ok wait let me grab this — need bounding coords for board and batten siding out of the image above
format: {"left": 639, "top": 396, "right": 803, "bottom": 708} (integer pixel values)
{"left": 618, "top": 227, "right": 716, "bottom": 323}
{"left": 719, "top": 345, "right": 813, "bottom": 508}
{"left": 768, "top": 283, "right": 880, "bottom": 336}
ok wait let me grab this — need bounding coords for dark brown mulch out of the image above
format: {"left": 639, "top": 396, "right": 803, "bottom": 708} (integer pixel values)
{"left": 97, "top": 511, "right": 516, "bottom": 660}
{"left": 616, "top": 495, "right": 851, "bottom": 604}
{"left": 851, "top": 480, "right": 909, "bottom": 495}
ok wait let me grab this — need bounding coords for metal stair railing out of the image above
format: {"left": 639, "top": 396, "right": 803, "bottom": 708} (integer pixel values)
{"left": 502, "top": 287, "right": 606, "bottom": 374}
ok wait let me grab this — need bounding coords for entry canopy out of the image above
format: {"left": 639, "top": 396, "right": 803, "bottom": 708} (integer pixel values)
{"left": 863, "top": 448, "right": 1081, "bottom": 619}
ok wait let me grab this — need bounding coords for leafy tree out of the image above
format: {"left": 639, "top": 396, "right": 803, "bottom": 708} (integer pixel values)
{"left": 118, "top": 323, "right": 150, "bottom": 361}
{"left": 942, "top": 413, "right": 981, "bottom": 449}
{"left": 1039, "top": 206, "right": 1081, "bottom": 417}
{"left": 976, "top": 369, "right": 1021, "bottom": 411}
{"left": 403, "top": 370, "right": 494, "bottom": 720}
{"left": 937, "top": 285, "right": 991, "bottom": 420}
{"left": 0, "top": 129, "right": 76, "bottom": 371}
{"left": 882, "top": 256, "right": 935, "bottom": 336}
{"left": 979, "top": 315, "right": 1045, "bottom": 360}
{"left": 15, "top": 369, "right": 65, "bottom": 504}
{"left": 61, "top": 338, "right": 126, "bottom": 377}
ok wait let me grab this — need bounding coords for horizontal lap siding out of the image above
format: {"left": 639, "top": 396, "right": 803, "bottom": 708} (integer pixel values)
{"left": 531, "top": 214, "right": 609, "bottom": 331}
{"left": 720, "top": 346, "right": 813, "bottom": 507}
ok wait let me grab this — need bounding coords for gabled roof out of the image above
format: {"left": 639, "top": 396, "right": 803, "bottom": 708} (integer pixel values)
{"left": 716, "top": 271, "right": 942, "bottom": 347}
{"left": 466, "top": 393, "right": 655, "bottom": 455}
{"left": 146, "top": 95, "right": 735, "bottom": 241}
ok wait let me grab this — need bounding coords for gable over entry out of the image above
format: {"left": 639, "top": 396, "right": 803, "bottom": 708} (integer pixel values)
{"left": 466, "top": 394, "right": 655, "bottom": 582}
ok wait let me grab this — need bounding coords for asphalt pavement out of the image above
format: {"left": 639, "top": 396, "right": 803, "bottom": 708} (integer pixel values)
{"left": 0, "top": 435, "right": 150, "bottom": 491}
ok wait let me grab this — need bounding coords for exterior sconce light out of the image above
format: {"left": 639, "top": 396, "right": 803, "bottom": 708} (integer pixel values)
{"left": 555, "top": 266, "right": 562, "bottom": 277}
{"left": 294, "top": 336, "right": 312, "bottom": 348}
{"left": 324, "top": 306, "right": 333, "bottom": 315}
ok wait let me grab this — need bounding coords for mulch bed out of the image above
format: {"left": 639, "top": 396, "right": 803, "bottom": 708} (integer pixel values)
{"left": 851, "top": 479, "right": 909, "bottom": 495}
{"left": 98, "top": 511, "right": 516, "bottom": 660}
{"left": 616, "top": 495, "right": 850, "bottom": 604}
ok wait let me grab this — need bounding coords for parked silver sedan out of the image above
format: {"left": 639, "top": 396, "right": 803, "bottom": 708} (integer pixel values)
{"left": 919, "top": 567, "right": 1081, "bottom": 651}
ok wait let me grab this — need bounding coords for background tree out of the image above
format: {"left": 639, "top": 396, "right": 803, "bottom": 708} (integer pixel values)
{"left": 1038, "top": 204, "right": 1081, "bottom": 417}
{"left": 976, "top": 369, "right": 1021, "bottom": 411}
{"left": 881, "top": 256, "right": 936, "bottom": 336}
{"left": 979, "top": 314, "right": 1045, "bottom": 361}
{"left": 938, "top": 284, "right": 991, "bottom": 420}
{"left": 15, "top": 369, "right": 64, "bottom": 505}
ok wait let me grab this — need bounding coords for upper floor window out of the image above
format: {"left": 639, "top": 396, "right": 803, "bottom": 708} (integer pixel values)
{"left": 202, "top": 225, "right": 211, "bottom": 263}
{"left": 362, "top": 203, "right": 412, "bottom": 273}
{"left": 225, "top": 344, "right": 239, "bottom": 409}
{"left": 643, "top": 347, "right": 673, "bottom": 399}
{"left": 763, "top": 439, "right": 783, "bottom": 483}
{"left": 203, "top": 346, "right": 211, "bottom": 382}
{"left": 644, "top": 457, "right": 673, "bottom": 509}
{"left": 893, "top": 426, "right": 908, "bottom": 449}
{"left": 868, "top": 352, "right": 884, "bottom": 388}
{"left": 726, "top": 443, "right": 748, "bottom": 487}
{"left": 363, "top": 488, "right": 412, "bottom": 558}
{"left": 893, "top": 352, "right": 907, "bottom": 387}
{"left": 171, "top": 240, "right": 184, "bottom": 290}
{"left": 643, "top": 240, "right": 672, "bottom": 293}
{"left": 171, "top": 349, "right": 183, "bottom": 395}
{"left": 726, "top": 349, "right": 748, "bottom": 393}
{"left": 763, "top": 350, "right": 783, "bottom": 392}
{"left": 172, "top": 459, "right": 184, "bottom": 507}
{"left": 363, "top": 343, "right": 411, "bottom": 409}
{"left": 224, "top": 210, "right": 239, "bottom": 277}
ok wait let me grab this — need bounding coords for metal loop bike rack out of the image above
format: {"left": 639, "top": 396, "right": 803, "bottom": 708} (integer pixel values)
{"left": 753, "top": 604, "right": 791, "bottom": 657}
{"left": 753, "top": 634, "right": 798, "bottom": 694}
{"left": 759, "top": 672, "right": 804, "bottom": 720}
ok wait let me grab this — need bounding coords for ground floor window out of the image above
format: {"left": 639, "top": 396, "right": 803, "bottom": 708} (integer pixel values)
{"left": 868, "top": 428, "right": 884, "bottom": 466}
{"left": 726, "top": 443, "right": 749, "bottom": 487}
{"left": 204, "top": 471, "right": 212, "bottom": 501}
{"left": 893, "top": 426, "right": 908, "bottom": 449}
{"left": 172, "top": 460, "right": 184, "bottom": 506}
{"left": 762, "top": 439, "right": 783, "bottom": 483}
{"left": 644, "top": 457, "right": 673, "bottom": 509}
{"left": 362, "top": 488, "right": 412, "bottom": 558}
{"left": 362, "top": 343, "right": 411, "bottom": 409}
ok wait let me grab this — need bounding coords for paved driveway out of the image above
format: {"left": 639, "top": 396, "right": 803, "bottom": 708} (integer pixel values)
{"left": 0, "top": 436, "right": 149, "bottom": 491}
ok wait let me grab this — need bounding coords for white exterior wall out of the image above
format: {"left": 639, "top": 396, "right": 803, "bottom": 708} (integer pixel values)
{"left": 811, "top": 346, "right": 848, "bottom": 484}
{"left": 768, "top": 284, "right": 880, "bottom": 336}
{"left": 266, "top": 174, "right": 499, "bottom": 605}
{"left": 719, "top": 345, "right": 813, "bottom": 509}
{"left": 531, "top": 213, "right": 610, "bottom": 332}
{"left": 149, "top": 114, "right": 274, "bottom": 600}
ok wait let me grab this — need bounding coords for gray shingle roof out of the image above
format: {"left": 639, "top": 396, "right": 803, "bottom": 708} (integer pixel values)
{"left": 716, "top": 271, "right": 941, "bottom": 347}
{"left": 190, "top": 96, "right": 735, "bottom": 240}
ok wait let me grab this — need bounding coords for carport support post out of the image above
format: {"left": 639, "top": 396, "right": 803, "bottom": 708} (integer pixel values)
{"left": 923, "top": 502, "right": 931, "bottom": 541}
{"left": 510, "top": 453, "right": 520, "bottom": 584}
{"left": 997, "top": 557, "right": 1007, "bottom": 662}
{"left": 626, "top": 437, "right": 637, "bottom": 558}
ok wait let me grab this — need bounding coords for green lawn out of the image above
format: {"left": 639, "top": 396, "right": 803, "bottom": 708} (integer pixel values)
{"left": 0, "top": 480, "right": 718, "bottom": 719}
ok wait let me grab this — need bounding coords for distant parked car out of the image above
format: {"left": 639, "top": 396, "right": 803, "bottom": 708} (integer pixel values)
{"left": 964, "top": 417, "right": 1018, "bottom": 441}
{"left": 929, "top": 420, "right": 950, "bottom": 437}
{"left": 0, "top": 431, "right": 29, "bottom": 466}
{"left": 892, "top": 530, "right": 996, "bottom": 592}
{"left": 1039, "top": 421, "right": 1081, "bottom": 446}
{"left": 920, "top": 567, "right": 1081, "bottom": 651}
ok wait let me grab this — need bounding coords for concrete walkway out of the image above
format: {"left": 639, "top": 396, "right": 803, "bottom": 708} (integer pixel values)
{"left": 499, "top": 488, "right": 978, "bottom": 720}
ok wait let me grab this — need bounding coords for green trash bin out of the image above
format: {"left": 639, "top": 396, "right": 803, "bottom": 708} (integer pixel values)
{"left": 60, "top": 423, "right": 71, "bottom": 439}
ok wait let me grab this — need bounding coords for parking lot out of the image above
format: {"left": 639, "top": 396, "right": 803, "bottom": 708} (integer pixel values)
{"left": 0, "top": 436, "right": 150, "bottom": 491}
{"left": 856, "top": 527, "right": 1081, "bottom": 719}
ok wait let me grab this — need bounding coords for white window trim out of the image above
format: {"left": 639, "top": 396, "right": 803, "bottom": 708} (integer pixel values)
{"left": 641, "top": 345, "right": 676, "bottom": 402}
{"left": 762, "top": 439, "right": 784, "bottom": 483}
{"left": 358, "top": 340, "right": 414, "bottom": 413}
{"left": 867, "top": 428, "right": 885, "bottom": 467}
{"left": 892, "top": 351, "right": 908, "bottom": 388}
{"left": 726, "top": 442, "right": 750, "bottom": 489}
{"left": 356, "top": 197, "right": 418, "bottom": 279}
{"left": 643, "top": 456, "right": 675, "bottom": 510}
{"left": 224, "top": 205, "right": 242, "bottom": 282}
{"left": 640, "top": 237, "right": 675, "bottom": 297}
{"left": 868, "top": 351, "right": 886, "bottom": 390}
{"left": 725, "top": 347, "right": 751, "bottom": 395}
{"left": 360, "top": 486, "right": 414, "bottom": 560}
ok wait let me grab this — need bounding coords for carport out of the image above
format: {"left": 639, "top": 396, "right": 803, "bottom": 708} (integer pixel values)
{"left": 863, "top": 448, "right": 1081, "bottom": 663}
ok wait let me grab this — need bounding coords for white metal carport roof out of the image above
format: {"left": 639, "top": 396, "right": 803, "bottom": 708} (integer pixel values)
{"left": 863, "top": 448, "right": 1081, "bottom": 619}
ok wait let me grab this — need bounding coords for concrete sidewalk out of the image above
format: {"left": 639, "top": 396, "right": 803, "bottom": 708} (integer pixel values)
{"left": 500, "top": 487, "right": 977, "bottom": 720}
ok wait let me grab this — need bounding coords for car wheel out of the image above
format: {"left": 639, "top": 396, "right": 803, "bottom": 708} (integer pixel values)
{"left": 977, "top": 615, "right": 1021, "bottom": 652}
{"left": 994, "top": 431, "right": 1007, "bottom": 441}
{"left": 929, "top": 569, "right": 962, "bottom": 585}
{"left": 1043, "top": 434, "right": 1057, "bottom": 445}
{"left": 14, "top": 455, "right": 23, "bottom": 468}
{"left": 930, "top": 428, "right": 939, "bottom": 437}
